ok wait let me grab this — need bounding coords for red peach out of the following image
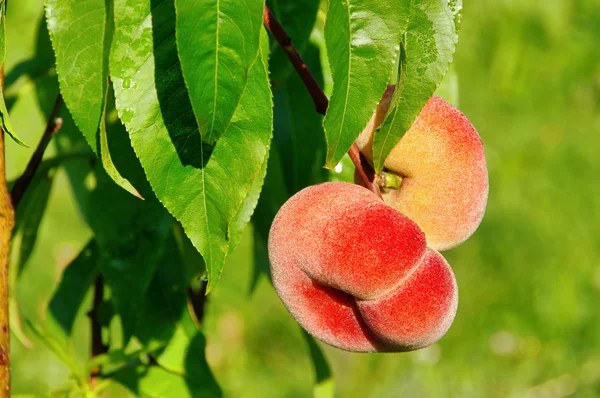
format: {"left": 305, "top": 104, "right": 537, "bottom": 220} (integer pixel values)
{"left": 268, "top": 182, "right": 458, "bottom": 352}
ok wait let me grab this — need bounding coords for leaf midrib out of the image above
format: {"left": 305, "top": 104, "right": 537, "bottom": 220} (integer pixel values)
{"left": 208, "top": 0, "right": 221, "bottom": 142}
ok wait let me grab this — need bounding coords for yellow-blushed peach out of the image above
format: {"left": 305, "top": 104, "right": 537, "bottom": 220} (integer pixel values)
{"left": 356, "top": 94, "right": 489, "bottom": 251}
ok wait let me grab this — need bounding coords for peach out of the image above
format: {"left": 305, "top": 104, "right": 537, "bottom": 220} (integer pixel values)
{"left": 356, "top": 93, "right": 489, "bottom": 251}
{"left": 268, "top": 182, "right": 458, "bottom": 352}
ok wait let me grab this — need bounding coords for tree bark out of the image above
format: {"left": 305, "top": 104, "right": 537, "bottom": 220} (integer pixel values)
{"left": 0, "top": 121, "right": 14, "bottom": 397}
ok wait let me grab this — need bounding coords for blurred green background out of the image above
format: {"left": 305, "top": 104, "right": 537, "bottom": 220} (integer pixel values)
{"left": 5, "top": 0, "right": 600, "bottom": 397}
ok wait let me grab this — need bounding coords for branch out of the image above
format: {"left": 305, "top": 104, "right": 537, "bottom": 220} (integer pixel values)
{"left": 10, "top": 95, "right": 63, "bottom": 208}
{"left": 188, "top": 279, "right": 208, "bottom": 326}
{"left": 263, "top": 6, "right": 328, "bottom": 115}
{"left": 263, "top": 6, "right": 381, "bottom": 198}
{"left": 0, "top": 64, "right": 14, "bottom": 398}
{"left": 89, "top": 275, "right": 108, "bottom": 389}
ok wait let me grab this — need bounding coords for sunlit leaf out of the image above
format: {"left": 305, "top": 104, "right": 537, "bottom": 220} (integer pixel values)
{"left": 112, "top": 365, "right": 221, "bottom": 398}
{"left": 372, "top": 0, "right": 457, "bottom": 172}
{"left": 45, "top": 0, "right": 108, "bottom": 150}
{"left": 323, "top": 0, "right": 409, "bottom": 168}
{"left": 110, "top": 0, "right": 272, "bottom": 292}
{"left": 175, "top": 0, "right": 264, "bottom": 144}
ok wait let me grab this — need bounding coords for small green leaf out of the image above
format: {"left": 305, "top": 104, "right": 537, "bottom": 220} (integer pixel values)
{"left": 46, "top": 240, "right": 100, "bottom": 346}
{"left": 110, "top": 0, "right": 273, "bottom": 293}
{"left": 112, "top": 365, "right": 221, "bottom": 398}
{"left": 323, "top": 0, "right": 410, "bottom": 168}
{"left": 372, "top": 0, "right": 457, "bottom": 172}
{"left": 175, "top": 0, "right": 264, "bottom": 144}
{"left": 302, "top": 331, "right": 335, "bottom": 398}
{"left": 45, "top": 0, "right": 108, "bottom": 151}
{"left": 0, "top": 2, "right": 26, "bottom": 146}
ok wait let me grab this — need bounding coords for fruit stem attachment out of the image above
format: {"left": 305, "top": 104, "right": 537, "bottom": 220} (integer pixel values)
{"left": 263, "top": 6, "right": 383, "bottom": 199}
{"left": 376, "top": 171, "right": 403, "bottom": 190}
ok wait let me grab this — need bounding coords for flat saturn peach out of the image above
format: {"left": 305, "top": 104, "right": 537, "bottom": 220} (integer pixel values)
{"left": 268, "top": 182, "right": 458, "bottom": 352}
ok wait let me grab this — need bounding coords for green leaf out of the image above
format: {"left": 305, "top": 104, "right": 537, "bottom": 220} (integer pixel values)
{"left": 12, "top": 170, "right": 55, "bottom": 276}
{"left": 45, "top": 0, "right": 108, "bottom": 150}
{"left": 46, "top": 240, "right": 100, "bottom": 346}
{"left": 228, "top": 28, "right": 272, "bottom": 254}
{"left": 266, "top": 0, "right": 321, "bottom": 83}
{"left": 89, "top": 123, "right": 173, "bottom": 341}
{"left": 8, "top": 168, "right": 57, "bottom": 347}
{"left": 112, "top": 366, "right": 221, "bottom": 398}
{"left": 99, "top": 85, "right": 143, "bottom": 198}
{"left": 229, "top": 153, "right": 269, "bottom": 254}
{"left": 0, "top": 2, "right": 26, "bottom": 146}
{"left": 372, "top": 0, "right": 457, "bottom": 172}
{"left": 110, "top": 0, "right": 273, "bottom": 293}
{"left": 322, "top": 0, "right": 409, "bottom": 168}
{"left": 302, "top": 331, "right": 335, "bottom": 398}
{"left": 45, "top": 0, "right": 135, "bottom": 195}
{"left": 133, "top": 233, "right": 189, "bottom": 349}
{"left": 128, "top": 231, "right": 219, "bottom": 394}
{"left": 175, "top": 0, "right": 264, "bottom": 144}
{"left": 154, "top": 316, "right": 219, "bottom": 387}
{"left": 273, "top": 43, "right": 328, "bottom": 192}
{"left": 172, "top": 222, "right": 206, "bottom": 281}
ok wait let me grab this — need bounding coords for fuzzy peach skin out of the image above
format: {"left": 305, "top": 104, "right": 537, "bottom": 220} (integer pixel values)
{"left": 356, "top": 93, "right": 489, "bottom": 251}
{"left": 268, "top": 182, "right": 458, "bottom": 352}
